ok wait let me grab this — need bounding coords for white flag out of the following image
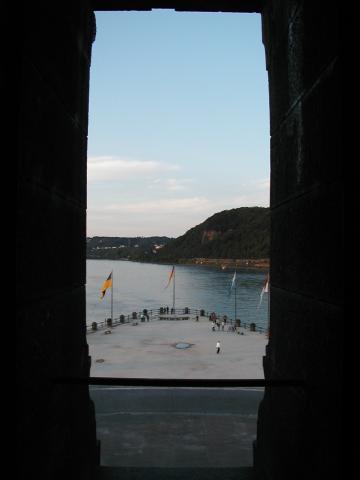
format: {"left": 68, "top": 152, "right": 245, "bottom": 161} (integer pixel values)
{"left": 229, "top": 270, "right": 237, "bottom": 297}
{"left": 258, "top": 275, "right": 269, "bottom": 308}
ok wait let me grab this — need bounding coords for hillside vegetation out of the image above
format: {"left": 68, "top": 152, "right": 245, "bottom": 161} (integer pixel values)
{"left": 155, "top": 207, "right": 269, "bottom": 263}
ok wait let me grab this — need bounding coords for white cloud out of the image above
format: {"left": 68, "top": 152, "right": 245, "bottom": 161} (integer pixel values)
{"left": 148, "top": 177, "right": 195, "bottom": 191}
{"left": 91, "top": 196, "right": 211, "bottom": 215}
{"left": 87, "top": 197, "right": 217, "bottom": 236}
{"left": 87, "top": 156, "right": 180, "bottom": 182}
{"left": 86, "top": 175, "right": 270, "bottom": 236}
{"left": 231, "top": 178, "right": 270, "bottom": 207}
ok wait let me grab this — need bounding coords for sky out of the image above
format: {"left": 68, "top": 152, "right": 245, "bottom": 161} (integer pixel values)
{"left": 87, "top": 10, "right": 270, "bottom": 238}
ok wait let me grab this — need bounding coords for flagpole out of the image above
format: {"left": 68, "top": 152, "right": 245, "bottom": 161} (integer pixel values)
{"left": 229, "top": 270, "right": 237, "bottom": 325}
{"left": 172, "top": 265, "right": 175, "bottom": 312}
{"left": 111, "top": 270, "right": 113, "bottom": 322}
{"left": 234, "top": 273, "right": 237, "bottom": 324}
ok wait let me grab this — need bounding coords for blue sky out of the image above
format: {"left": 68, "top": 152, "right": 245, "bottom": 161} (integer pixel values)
{"left": 87, "top": 10, "right": 269, "bottom": 237}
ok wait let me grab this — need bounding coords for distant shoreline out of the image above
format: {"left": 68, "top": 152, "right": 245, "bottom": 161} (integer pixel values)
{"left": 87, "top": 256, "right": 269, "bottom": 270}
{"left": 175, "top": 258, "right": 269, "bottom": 270}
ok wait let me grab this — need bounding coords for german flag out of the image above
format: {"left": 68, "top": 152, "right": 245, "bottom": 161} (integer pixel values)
{"left": 100, "top": 271, "right": 113, "bottom": 299}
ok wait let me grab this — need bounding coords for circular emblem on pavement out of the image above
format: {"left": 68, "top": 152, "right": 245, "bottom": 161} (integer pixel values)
{"left": 174, "top": 342, "right": 192, "bottom": 349}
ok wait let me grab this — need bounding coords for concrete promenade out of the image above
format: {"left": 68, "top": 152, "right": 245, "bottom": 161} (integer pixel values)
{"left": 88, "top": 316, "right": 267, "bottom": 379}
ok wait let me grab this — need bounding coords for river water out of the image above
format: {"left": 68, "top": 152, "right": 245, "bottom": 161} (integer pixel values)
{"left": 86, "top": 259, "right": 269, "bottom": 329}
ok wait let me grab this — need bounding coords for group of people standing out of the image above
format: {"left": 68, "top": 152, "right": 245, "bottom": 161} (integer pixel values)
{"left": 160, "top": 306, "right": 175, "bottom": 314}
{"left": 209, "top": 312, "right": 243, "bottom": 354}
{"left": 210, "top": 312, "right": 227, "bottom": 331}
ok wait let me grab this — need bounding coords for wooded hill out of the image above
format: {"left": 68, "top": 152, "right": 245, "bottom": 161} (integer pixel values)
{"left": 154, "top": 207, "right": 270, "bottom": 263}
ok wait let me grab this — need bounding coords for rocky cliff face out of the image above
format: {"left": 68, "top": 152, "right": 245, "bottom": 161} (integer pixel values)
{"left": 201, "top": 230, "right": 221, "bottom": 244}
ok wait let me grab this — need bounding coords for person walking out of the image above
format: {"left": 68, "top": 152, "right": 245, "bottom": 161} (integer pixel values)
{"left": 216, "top": 341, "right": 221, "bottom": 354}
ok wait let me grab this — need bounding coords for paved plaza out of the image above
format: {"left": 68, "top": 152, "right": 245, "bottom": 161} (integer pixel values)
{"left": 88, "top": 317, "right": 267, "bottom": 379}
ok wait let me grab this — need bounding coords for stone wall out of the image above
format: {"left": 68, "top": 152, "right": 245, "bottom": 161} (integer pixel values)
{"left": 255, "top": 2, "right": 342, "bottom": 479}
{"left": 17, "top": 2, "right": 98, "bottom": 479}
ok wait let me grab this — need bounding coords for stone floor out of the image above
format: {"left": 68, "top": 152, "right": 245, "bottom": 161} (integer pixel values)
{"left": 99, "top": 466, "right": 256, "bottom": 480}
{"left": 90, "top": 387, "right": 264, "bottom": 468}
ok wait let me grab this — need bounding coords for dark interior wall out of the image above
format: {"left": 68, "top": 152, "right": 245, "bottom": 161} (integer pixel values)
{"left": 255, "top": 1, "right": 342, "bottom": 479}
{"left": 17, "top": 2, "right": 98, "bottom": 478}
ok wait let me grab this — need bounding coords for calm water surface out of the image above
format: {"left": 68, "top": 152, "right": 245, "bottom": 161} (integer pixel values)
{"left": 86, "top": 259, "right": 269, "bottom": 329}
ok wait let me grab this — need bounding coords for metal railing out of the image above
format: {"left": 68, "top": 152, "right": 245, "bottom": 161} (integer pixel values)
{"left": 86, "top": 307, "right": 268, "bottom": 334}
